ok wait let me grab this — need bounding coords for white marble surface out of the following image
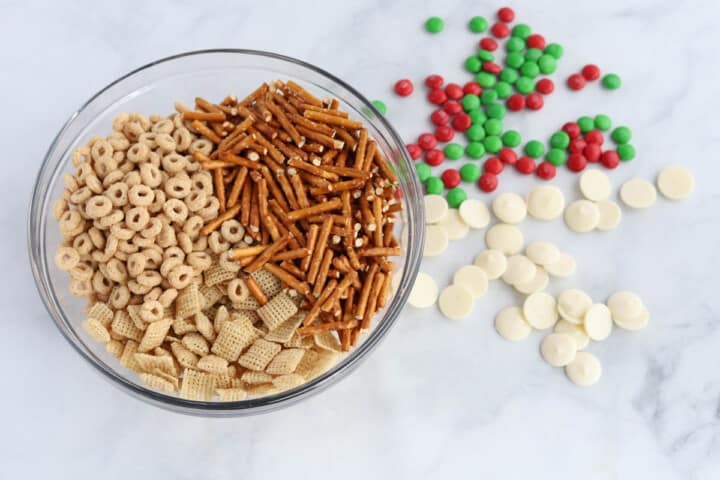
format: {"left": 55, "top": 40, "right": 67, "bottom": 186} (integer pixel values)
{"left": 2, "top": 0, "right": 720, "bottom": 478}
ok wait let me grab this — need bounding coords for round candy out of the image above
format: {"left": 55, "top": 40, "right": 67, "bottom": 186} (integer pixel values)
{"left": 499, "top": 147, "right": 518, "bottom": 164}
{"left": 506, "top": 94, "right": 526, "bottom": 111}
{"left": 577, "top": 116, "right": 595, "bottom": 133}
{"left": 538, "top": 55, "right": 557, "bottom": 74}
{"left": 425, "top": 16, "right": 445, "bottom": 33}
{"left": 546, "top": 149, "right": 566, "bottom": 166}
{"left": 501, "top": 132, "right": 521, "bottom": 150}
{"left": 558, "top": 288, "right": 593, "bottom": 324}
{"left": 416, "top": 163, "right": 432, "bottom": 182}
{"left": 394, "top": 79, "right": 414, "bottom": 96}
{"left": 486, "top": 103, "right": 506, "bottom": 119}
{"left": 425, "top": 149, "right": 445, "bottom": 167}
{"left": 495, "top": 306, "right": 532, "bottom": 341}
{"left": 526, "top": 34, "right": 546, "bottom": 50}
{"left": 579, "top": 170, "right": 611, "bottom": 201}
{"left": 474, "top": 249, "right": 507, "bottom": 279}
{"left": 515, "top": 76, "right": 535, "bottom": 94}
{"left": 483, "top": 62, "right": 502, "bottom": 75}
{"left": 550, "top": 131, "right": 570, "bottom": 149}
{"left": 564, "top": 199, "right": 601, "bottom": 233}
{"left": 581, "top": 64, "right": 601, "bottom": 81}
{"left": 595, "top": 200, "right": 622, "bottom": 231}
{"left": 466, "top": 142, "right": 486, "bottom": 159}
{"left": 521, "top": 61, "right": 540, "bottom": 79}
{"left": 462, "top": 94, "right": 481, "bottom": 112}
{"left": 418, "top": 133, "right": 437, "bottom": 150}
{"left": 444, "top": 143, "right": 464, "bottom": 160}
{"left": 479, "top": 37, "right": 498, "bottom": 51}
{"left": 524, "top": 140, "right": 545, "bottom": 158}
{"left": 657, "top": 165, "right": 694, "bottom": 200}
{"left": 492, "top": 192, "right": 527, "bottom": 224}
{"left": 497, "top": 6, "right": 515, "bottom": 22}
{"left": 526, "top": 241, "right": 560, "bottom": 266}
{"left": 424, "top": 225, "right": 449, "bottom": 257}
{"left": 460, "top": 163, "right": 481, "bottom": 183}
{"left": 490, "top": 22, "right": 510, "bottom": 38}
{"left": 562, "top": 122, "right": 581, "bottom": 139}
{"left": 601, "top": 150, "right": 620, "bottom": 169}
{"left": 602, "top": 73, "right": 622, "bottom": 90}
{"left": 443, "top": 100, "right": 463, "bottom": 115}
{"left": 463, "top": 81, "right": 482, "bottom": 95}
{"left": 478, "top": 49, "right": 495, "bottom": 62}
{"left": 407, "top": 272, "right": 438, "bottom": 308}
{"left": 511, "top": 23, "right": 531, "bottom": 39}
{"left": 483, "top": 156, "right": 504, "bottom": 174}
{"left": 554, "top": 320, "right": 590, "bottom": 350}
{"left": 435, "top": 125, "right": 455, "bottom": 142}
{"left": 584, "top": 130, "right": 604, "bottom": 145}
{"left": 446, "top": 187, "right": 467, "bottom": 208}
{"left": 476, "top": 72, "right": 497, "bottom": 88}
{"left": 466, "top": 125, "right": 485, "bottom": 142}
{"left": 536, "top": 78, "right": 555, "bottom": 94}
{"left": 617, "top": 144, "right": 636, "bottom": 161}
{"left": 566, "top": 153, "right": 587, "bottom": 172}
{"left": 515, "top": 156, "right": 536, "bottom": 174}
{"left": 569, "top": 139, "right": 587, "bottom": 154}
{"left": 465, "top": 56, "right": 482, "bottom": 73}
{"left": 594, "top": 114, "right": 612, "bottom": 131}
{"left": 481, "top": 89, "right": 498, "bottom": 104}
{"left": 514, "top": 268, "right": 549, "bottom": 295}
{"left": 451, "top": 113, "right": 472, "bottom": 132}
{"left": 583, "top": 144, "right": 601, "bottom": 163}
{"left": 459, "top": 199, "right": 490, "bottom": 228}
{"left": 372, "top": 100, "right": 387, "bottom": 115}
{"left": 526, "top": 92, "right": 544, "bottom": 110}
{"left": 407, "top": 143, "right": 422, "bottom": 160}
{"left": 567, "top": 73, "right": 586, "bottom": 90}
{"left": 500, "top": 67, "right": 520, "bottom": 84}
{"left": 620, "top": 179, "right": 657, "bottom": 208}
{"left": 502, "top": 255, "right": 537, "bottom": 285}
{"left": 424, "top": 194, "right": 449, "bottom": 224}
{"left": 484, "top": 136, "right": 503, "bottom": 154}
{"left": 428, "top": 88, "right": 448, "bottom": 105}
{"left": 527, "top": 185, "right": 565, "bottom": 220}
{"left": 431, "top": 109, "right": 450, "bottom": 126}
{"left": 506, "top": 36, "right": 525, "bottom": 53}
{"left": 583, "top": 304, "right": 613, "bottom": 341}
{"left": 442, "top": 169, "right": 462, "bottom": 189}
{"left": 445, "top": 83, "right": 463, "bottom": 100}
{"left": 543, "top": 252, "right": 576, "bottom": 278}
{"left": 469, "top": 109, "right": 487, "bottom": 125}
{"left": 611, "top": 126, "right": 632, "bottom": 144}
{"left": 478, "top": 172, "right": 498, "bottom": 192}
{"left": 536, "top": 161, "right": 557, "bottom": 180}
{"left": 425, "top": 176, "right": 444, "bottom": 194}
{"left": 544, "top": 43, "right": 564, "bottom": 59}
{"left": 453, "top": 265, "right": 489, "bottom": 298}
{"left": 438, "top": 209, "right": 470, "bottom": 240}
{"left": 523, "top": 292, "right": 558, "bottom": 329}
{"left": 469, "top": 16, "right": 489, "bottom": 33}
{"left": 485, "top": 223, "right": 524, "bottom": 254}
{"left": 425, "top": 74, "right": 444, "bottom": 89}
{"left": 495, "top": 81, "right": 512, "bottom": 99}
{"left": 565, "top": 352, "right": 602, "bottom": 387}
{"left": 541, "top": 333, "right": 577, "bottom": 367}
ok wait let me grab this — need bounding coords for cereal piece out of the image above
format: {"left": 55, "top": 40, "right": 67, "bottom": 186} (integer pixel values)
{"left": 473, "top": 250, "right": 507, "bottom": 279}
{"left": 272, "top": 373, "right": 305, "bottom": 391}
{"left": 257, "top": 292, "right": 298, "bottom": 331}
{"left": 197, "top": 354, "right": 229, "bottom": 375}
{"left": 217, "top": 387, "right": 248, "bottom": 401}
{"left": 526, "top": 185, "right": 565, "bottom": 221}
{"left": 514, "top": 268, "right": 549, "bottom": 295}
{"left": 126, "top": 305, "right": 146, "bottom": 331}
{"left": 266, "top": 348, "right": 305, "bottom": 375}
{"left": 494, "top": 306, "right": 532, "bottom": 341}
{"left": 232, "top": 295, "right": 262, "bottom": 311}
{"left": 424, "top": 225, "right": 449, "bottom": 257}
{"left": 458, "top": 199, "right": 490, "bottom": 229}
{"left": 543, "top": 253, "right": 577, "bottom": 278}
{"left": 213, "top": 305, "right": 229, "bottom": 333}
{"left": 182, "top": 332, "right": 210, "bottom": 356}
{"left": 246, "top": 383, "right": 278, "bottom": 398}
{"left": 595, "top": 200, "right": 622, "bottom": 231}
{"left": 251, "top": 268, "right": 283, "bottom": 298}
{"left": 583, "top": 303, "right": 613, "bottom": 341}
{"left": 565, "top": 351, "right": 602, "bottom": 386}
{"left": 452, "top": 265, "right": 488, "bottom": 298}
{"left": 620, "top": 179, "right": 657, "bottom": 209}
{"left": 485, "top": 224, "right": 523, "bottom": 254}
{"left": 284, "top": 332, "right": 315, "bottom": 349}
{"left": 657, "top": 166, "right": 694, "bottom": 200}
{"left": 106, "top": 339, "right": 124, "bottom": 358}
{"left": 564, "top": 200, "right": 600, "bottom": 233}
{"left": 179, "top": 369, "right": 217, "bottom": 401}
{"left": 579, "top": 170, "right": 611, "bottom": 201}
{"left": 170, "top": 341, "right": 199, "bottom": 368}
{"left": 172, "top": 315, "right": 198, "bottom": 336}
{"left": 501, "top": 255, "right": 537, "bottom": 285}
{"left": 523, "top": 292, "right": 558, "bottom": 329}
{"left": 138, "top": 317, "right": 172, "bottom": 352}
{"left": 264, "top": 313, "right": 305, "bottom": 343}
{"left": 424, "top": 194, "right": 449, "bottom": 224}
{"left": 540, "top": 333, "right": 577, "bottom": 367}
{"left": 241, "top": 370, "right": 274, "bottom": 385}
{"left": 557, "top": 289, "right": 593, "bottom": 324}
{"left": 55, "top": 247, "right": 80, "bottom": 271}
{"left": 195, "top": 312, "right": 216, "bottom": 341}
{"left": 139, "top": 373, "right": 176, "bottom": 393}
{"left": 82, "top": 317, "right": 110, "bottom": 343}
{"left": 226, "top": 278, "right": 249, "bottom": 304}
{"left": 134, "top": 352, "right": 176, "bottom": 376}
{"left": 437, "top": 208, "right": 469, "bottom": 240}
{"left": 111, "top": 310, "right": 143, "bottom": 342}
{"left": 175, "top": 282, "right": 201, "bottom": 319}
{"left": 199, "top": 284, "right": 224, "bottom": 308}
{"left": 140, "top": 300, "right": 164, "bottom": 323}
{"left": 294, "top": 349, "right": 320, "bottom": 378}
{"left": 119, "top": 340, "right": 142, "bottom": 372}
{"left": 525, "top": 242, "right": 560, "bottom": 267}
{"left": 204, "top": 264, "right": 236, "bottom": 287}
{"left": 307, "top": 349, "right": 340, "bottom": 379}
{"left": 237, "top": 339, "right": 282, "bottom": 371}
{"left": 492, "top": 193, "right": 527, "bottom": 224}
{"left": 437, "top": 284, "right": 474, "bottom": 320}
{"left": 313, "top": 331, "right": 342, "bottom": 352}
{"left": 408, "top": 272, "right": 438, "bottom": 308}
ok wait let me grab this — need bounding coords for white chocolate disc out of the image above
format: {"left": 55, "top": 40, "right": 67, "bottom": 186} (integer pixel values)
{"left": 657, "top": 165, "right": 694, "bottom": 200}
{"left": 565, "top": 351, "right": 602, "bottom": 386}
{"left": 485, "top": 223, "right": 524, "bottom": 254}
{"left": 527, "top": 185, "right": 565, "bottom": 221}
{"left": 595, "top": 200, "right": 622, "bottom": 231}
{"left": 583, "top": 303, "right": 613, "bottom": 341}
{"left": 620, "top": 179, "right": 657, "bottom": 209}
{"left": 495, "top": 306, "right": 532, "bottom": 341}
{"left": 453, "top": 265, "right": 489, "bottom": 298}
{"left": 525, "top": 241, "right": 560, "bottom": 266}
{"left": 492, "top": 192, "right": 527, "bottom": 224}
{"left": 558, "top": 289, "right": 593, "bottom": 324}
{"left": 407, "top": 272, "right": 438, "bottom": 308}
{"left": 540, "top": 333, "right": 577, "bottom": 367}
{"left": 458, "top": 199, "right": 490, "bottom": 229}
{"left": 502, "top": 255, "right": 537, "bottom": 285}
{"left": 554, "top": 319, "right": 589, "bottom": 350}
{"left": 613, "top": 305, "right": 649, "bottom": 331}
{"left": 579, "top": 170, "right": 612, "bottom": 201}
{"left": 607, "top": 291, "right": 643, "bottom": 323}
{"left": 523, "top": 292, "right": 558, "bottom": 329}
{"left": 437, "top": 284, "right": 474, "bottom": 320}
{"left": 543, "top": 252, "right": 577, "bottom": 278}
{"left": 424, "top": 194, "right": 449, "bottom": 224}
{"left": 424, "top": 225, "right": 449, "bottom": 257}
{"left": 564, "top": 200, "right": 600, "bottom": 233}
{"left": 437, "top": 208, "right": 469, "bottom": 240}
{"left": 473, "top": 250, "right": 508, "bottom": 280}
{"left": 514, "top": 267, "right": 549, "bottom": 295}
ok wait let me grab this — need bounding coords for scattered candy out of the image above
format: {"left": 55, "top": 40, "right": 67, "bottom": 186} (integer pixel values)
{"left": 416, "top": 163, "right": 432, "bottom": 181}
{"left": 536, "top": 161, "right": 557, "bottom": 179}
{"left": 497, "top": 7, "right": 515, "bottom": 22}
{"left": 425, "top": 149, "right": 445, "bottom": 166}
{"left": 425, "top": 74, "right": 444, "bottom": 89}
{"left": 426, "top": 176, "right": 444, "bottom": 194}
{"left": 445, "top": 83, "right": 463, "bottom": 99}
{"left": 525, "top": 92, "right": 544, "bottom": 110}
{"left": 460, "top": 163, "right": 481, "bottom": 182}
{"left": 536, "top": 78, "right": 554, "bottom": 94}
{"left": 407, "top": 143, "right": 422, "bottom": 160}
{"left": 428, "top": 88, "right": 447, "bottom": 105}
{"left": 371, "top": 100, "right": 387, "bottom": 115}
{"left": 515, "top": 156, "right": 536, "bottom": 174}
{"left": 442, "top": 169, "right": 462, "bottom": 188}
{"left": 479, "top": 37, "right": 498, "bottom": 51}
{"left": 601, "top": 150, "right": 620, "bottom": 169}
{"left": 394, "top": 79, "right": 414, "bottom": 96}
{"left": 425, "top": 16, "right": 445, "bottom": 33}
{"left": 581, "top": 64, "right": 601, "bottom": 81}
{"left": 657, "top": 165, "right": 695, "bottom": 200}
{"left": 484, "top": 157, "right": 504, "bottom": 175}
{"left": 418, "top": 133, "right": 438, "bottom": 150}
{"left": 602, "top": 73, "right": 621, "bottom": 90}
{"left": 478, "top": 172, "right": 498, "bottom": 192}
{"left": 524, "top": 140, "right": 545, "bottom": 158}
{"left": 469, "top": 16, "right": 489, "bottom": 33}
{"left": 526, "top": 34, "right": 546, "bottom": 50}
{"left": 444, "top": 143, "right": 464, "bottom": 160}
{"left": 567, "top": 73, "right": 586, "bottom": 90}
{"left": 491, "top": 22, "right": 510, "bottom": 38}
{"left": 447, "top": 187, "right": 467, "bottom": 208}
{"left": 431, "top": 109, "right": 450, "bottom": 126}
{"left": 435, "top": 125, "right": 455, "bottom": 142}
{"left": 443, "top": 100, "right": 463, "bottom": 115}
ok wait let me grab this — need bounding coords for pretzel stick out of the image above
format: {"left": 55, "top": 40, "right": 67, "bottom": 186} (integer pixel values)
{"left": 306, "top": 217, "right": 333, "bottom": 283}
{"left": 230, "top": 245, "right": 266, "bottom": 259}
{"left": 239, "top": 83, "right": 269, "bottom": 106}
{"left": 286, "top": 198, "right": 342, "bottom": 221}
{"left": 244, "top": 232, "right": 291, "bottom": 273}
{"left": 195, "top": 97, "right": 223, "bottom": 113}
{"left": 287, "top": 112, "right": 336, "bottom": 136}
{"left": 240, "top": 178, "right": 251, "bottom": 228}
{"left": 280, "top": 260, "right": 305, "bottom": 279}
{"left": 303, "top": 110, "right": 363, "bottom": 130}
{"left": 309, "top": 178, "right": 365, "bottom": 196}
{"left": 297, "top": 319, "right": 358, "bottom": 336}
{"left": 359, "top": 246, "right": 400, "bottom": 257}
{"left": 322, "top": 271, "right": 357, "bottom": 312}
{"left": 300, "top": 104, "right": 350, "bottom": 118}
{"left": 268, "top": 200, "right": 306, "bottom": 246}
{"left": 300, "top": 224, "right": 319, "bottom": 272}
{"left": 219, "top": 152, "right": 261, "bottom": 170}
{"left": 182, "top": 111, "right": 225, "bottom": 122}
{"left": 276, "top": 172, "right": 299, "bottom": 210}
{"left": 377, "top": 268, "right": 393, "bottom": 309}
{"left": 361, "top": 272, "right": 385, "bottom": 330}
{"left": 303, "top": 279, "right": 337, "bottom": 326}
{"left": 199, "top": 203, "right": 241, "bottom": 236}
{"left": 235, "top": 255, "right": 257, "bottom": 267}
{"left": 288, "top": 170, "right": 310, "bottom": 208}
{"left": 286, "top": 80, "right": 323, "bottom": 107}
{"left": 227, "top": 133, "right": 257, "bottom": 155}
{"left": 333, "top": 129, "right": 357, "bottom": 152}
{"left": 271, "top": 248, "right": 309, "bottom": 262}
{"left": 372, "top": 148, "right": 398, "bottom": 183}
{"left": 354, "top": 129, "right": 368, "bottom": 170}
{"left": 296, "top": 125, "right": 343, "bottom": 150}
{"left": 201, "top": 160, "right": 235, "bottom": 170}
{"left": 332, "top": 256, "right": 352, "bottom": 273}
{"left": 259, "top": 166, "right": 289, "bottom": 212}
{"left": 266, "top": 100, "right": 303, "bottom": 146}
{"left": 226, "top": 166, "right": 248, "bottom": 208}
{"left": 362, "top": 140, "right": 377, "bottom": 172}
{"left": 287, "top": 158, "right": 339, "bottom": 181}
{"left": 312, "top": 249, "right": 334, "bottom": 297}
{"left": 190, "top": 120, "right": 222, "bottom": 144}
{"left": 245, "top": 276, "right": 268, "bottom": 306}
{"left": 263, "top": 263, "right": 311, "bottom": 296}
{"left": 372, "top": 198, "right": 383, "bottom": 247}
{"left": 248, "top": 127, "right": 284, "bottom": 163}
{"left": 354, "top": 263, "right": 378, "bottom": 320}
{"left": 212, "top": 168, "right": 226, "bottom": 213}
{"left": 273, "top": 93, "right": 300, "bottom": 116}
{"left": 323, "top": 165, "right": 371, "bottom": 179}
{"left": 271, "top": 136, "right": 304, "bottom": 160}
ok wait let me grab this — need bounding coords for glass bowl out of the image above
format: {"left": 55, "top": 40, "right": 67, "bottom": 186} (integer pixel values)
{"left": 28, "top": 49, "right": 424, "bottom": 416}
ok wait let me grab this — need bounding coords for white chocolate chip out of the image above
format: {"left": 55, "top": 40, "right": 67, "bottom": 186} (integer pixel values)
{"left": 527, "top": 185, "right": 565, "bottom": 221}
{"left": 424, "top": 225, "right": 449, "bottom": 257}
{"left": 437, "top": 209, "right": 469, "bottom": 240}
{"left": 583, "top": 303, "right": 613, "bottom": 340}
{"left": 453, "top": 265, "right": 489, "bottom": 298}
{"left": 579, "top": 170, "right": 612, "bottom": 201}
{"left": 492, "top": 192, "right": 527, "bottom": 224}
{"left": 554, "top": 319, "right": 589, "bottom": 350}
{"left": 513, "top": 267, "right": 549, "bottom": 295}
{"left": 424, "top": 194, "right": 449, "bottom": 224}
{"left": 620, "top": 179, "right": 657, "bottom": 209}
{"left": 407, "top": 273, "right": 438, "bottom": 308}
{"left": 595, "top": 200, "right": 622, "bottom": 231}
{"left": 502, "top": 255, "right": 537, "bottom": 285}
{"left": 565, "top": 351, "right": 602, "bottom": 386}
{"left": 540, "top": 333, "right": 577, "bottom": 367}
{"left": 543, "top": 252, "right": 576, "bottom": 278}
{"left": 523, "top": 292, "right": 558, "bottom": 329}
{"left": 458, "top": 199, "right": 490, "bottom": 229}
{"left": 525, "top": 241, "right": 560, "bottom": 266}
{"left": 657, "top": 166, "right": 694, "bottom": 200}
{"left": 437, "top": 284, "right": 474, "bottom": 320}
{"left": 557, "top": 289, "right": 593, "bottom": 324}
{"left": 473, "top": 250, "right": 508, "bottom": 280}
{"left": 564, "top": 200, "right": 600, "bottom": 233}
{"left": 495, "top": 306, "right": 532, "bottom": 341}
{"left": 485, "top": 223, "right": 524, "bottom": 254}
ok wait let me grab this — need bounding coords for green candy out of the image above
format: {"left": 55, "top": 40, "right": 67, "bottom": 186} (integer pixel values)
{"left": 416, "top": 163, "right": 432, "bottom": 182}
{"left": 484, "top": 136, "right": 503, "bottom": 153}
{"left": 502, "top": 130, "right": 522, "bottom": 147}
{"left": 617, "top": 143, "right": 636, "bottom": 161}
{"left": 465, "top": 142, "right": 486, "bottom": 159}
{"left": 425, "top": 176, "right": 444, "bottom": 194}
{"left": 524, "top": 140, "right": 545, "bottom": 158}
{"left": 511, "top": 23, "right": 531, "bottom": 39}
{"left": 520, "top": 61, "right": 540, "bottom": 79}
{"left": 538, "top": 55, "right": 557, "bottom": 74}
{"left": 544, "top": 43, "right": 564, "bottom": 59}
{"left": 462, "top": 94, "right": 481, "bottom": 112}
{"left": 594, "top": 114, "right": 612, "bottom": 131}
{"left": 495, "top": 81, "right": 512, "bottom": 99}
{"left": 425, "top": 17, "right": 444, "bottom": 33}
{"left": 524, "top": 48, "right": 543, "bottom": 62}
{"left": 477, "top": 50, "right": 494, "bottom": 62}
{"left": 476, "top": 72, "right": 497, "bottom": 88}
{"left": 466, "top": 124, "right": 486, "bottom": 142}
{"left": 546, "top": 148, "right": 567, "bottom": 166}
{"left": 371, "top": 100, "right": 387, "bottom": 115}
{"left": 500, "top": 68, "right": 519, "bottom": 84}
{"left": 465, "top": 56, "right": 482, "bottom": 73}
{"left": 469, "top": 16, "right": 488, "bottom": 33}
{"left": 468, "top": 109, "right": 487, "bottom": 125}
{"left": 577, "top": 116, "right": 595, "bottom": 133}
{"left": 505, "top": 52, "right": 524, "bottom": 69}
{"left": 480, "top": 89, "right": 498, "bottom": 105}
{"left": 550, "top": 131, "right": 570, "bottom": 149}
{"left": 444, "top": 143, "right": 464, "bottom": 160}
{"left": 515, "top": 76, "right": 535, "bottom": 94}
{"left": 506, "top": 36, "right": 525, "bottom": 52}
{"left": 484, "top": 118, "right": 503, "bottom": 136}
{"left": 447, "top": 188, "right": 467, "bottom": 208}
{"left": 611, "top": 126, "right": 632, "bottom": 144}
{"left": 460, "top": 163, "right": 481, "bottom": 182}
{"left": 486, "top": 103, "right": 506, "bottom": 119}
{"left": 602, "top": 73, "right": 622, "bottom": 90}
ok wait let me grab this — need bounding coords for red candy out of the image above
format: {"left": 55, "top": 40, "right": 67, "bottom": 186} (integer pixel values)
{"left": 499, "top": 148, "right": 518, "bottom": 165}
{"left": 601, "top": 150, "right": 620, "bottom": 169}
{"left": 507, "top": 94, "right": 526, "bottom": 111}
{"left": 567, "top": 153, "right": 587, "bottom": 172}
{"left": 526, "top": 34, "right": 546, "bottom": 50}
{"left": 451, "top": 113, "right": 472, "bottom": 132}
{"left": 406, "top": 144, "right": 422, "bottom": 160}
{"left": 463, "top": 81, "right": 482, "bottom": 95}
{"left": 441, "top": 169, "right": 462, "bottom": 188}
{"left": 581, "top": 64, "right": 601, "bottom": 81}
{"left": 478, "top": 172, "right": 499, "bottom": 192}
{"left": 568, "top": 138, "right": 587, "bottom": 154}
{"left": 428, "top": 88, "right": 448, "bottom": 105}
{"left": 497, "top": 7, "right": 515, "bottom": 22}
{"left": 434, "top": 125, "right": 455, "bottom": 142}
{"left": 430, "top": 109, "right": 450, "bottom": 126}
{"left": 584, "top": 130, "right": 604, "bottom": 145}
{"left": 515, "top": 156, "right": 536, "bottom": 174}
{"left": 425, "top": 149, "right": 445, "bottom": 166}
{"left": 536, "top": 78, "right": 555, "bottom": 95}
{"left": 445, "top": 83, "right": 463, "bottom": 100}
{"left": 425, "top": 74, "right": 444, "bottom": 89}
{"left": 483, "top": 62, "right": 502, "bottom": 75}
{"left": 443, "top": 100, "right": 463, "bottom": 115}
{"left": 567, "top": 74, "right": 587, "bottom": 91}
{"left": 394, "top": 79, "right": 414, "bottom": 96}
{"left": 562, "top": 122, "right": 581, "bottom": 139}
{"left": 418, "top": 133, "right": 437, "bottom": 150}
{"left": 484, "top": 157, "right": 504, "bottom": 174}
{"left": 491, "top": 22, "right": 510, "bottom": 38}
{"left": 479, "top": 37, "right": 498, "bottom": 51}
{"left": 526, "top": 93, "right": 544, "bottom": 110}
{"left": 536, "top": 161, "right": 556, "bottom": 180}
{"left": 583, "top": 144, "right": 601, "bottom": 163}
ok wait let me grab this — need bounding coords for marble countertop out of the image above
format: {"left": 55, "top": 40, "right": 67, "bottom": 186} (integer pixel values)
{"left": 3, "top": 0, "right": 720, "bottom": 478}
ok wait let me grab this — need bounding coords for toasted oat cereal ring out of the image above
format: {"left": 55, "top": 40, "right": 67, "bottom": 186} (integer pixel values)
{"left": 125, "top": 207, "right": 150, "bottom": 231}
{"left": 155, "top": 133, "right": 177, "bottom": 152}
{"left": 85, "top": 195, "right": 113, "bottom": 219}
{"left": 72, "top": 233, "right": 93, "bottom": 256}
{"left": 218, "top": 251, "right": 241, "bottom": 272}
{"left": 221, "top": 219, "right": 245, "bottom": 243}
{"left": 184, "top": 190, "right": 207, "bottom": 212}
{"left": 103, "top": 234, "right": 119, "bottom": 257}
{"left": 177, "top": 232, "right": 193, "bottom": 254}
{"left": 88, "top": 227, "right": 105, "bottom": 250}
{"left": 112, "top": 112, "right": 129, "bottom": 131}
{"left": 136, "top": 270, "right": 162, "bottom": 288}
{"left": 142, "top": 248, "right": 163, "bottom": 270}
{"left": 59, "top": 210, "right": 84, "bottom": 236}
{"left": 85, "top": 174, "right": 103, "bottom": 194}
{"left": 227, "top": 278, "right": 250, "bottom": 304}
{"left": 158, "top": 288, "right": 178, "bottom": 309}
{"left": 152, "top": 118, "right": 174, "bottom": 134}
{"left": 90, "top": 138, "right": 113, "bottom": 162}
{"left": 111, "top": 223, "right": 134, "bottom": 241}
{"left": 126, "top": 252, "right": 147, "bottom": 277}
{"left": 157, "top": 222, "right": 177, "bottom": 248}
{"left": 98, "top": 209, "right": 124, "bottom": 229}
{"left": 127, "top": 142, "right": 150, "bottom": 163}
{"left": 192, "top": 235, "right": 208, "bottom": 252}
{"left": 208, "top": 231, "right": 230, "bottom": 254}
{"left": 55, "top": 247, "right": 80, "bottom": 271}
{"left": 105, "top": 182, "right": 129, "bottom": 207}
{"left": 183, "top": 215, "right": 204, "bottom": 239}
{"left": 138, "top": 132, "right": 157, "bottom": 149}
{"left": 148, "top": 189, "right": 166, "bottom": 214}
{"left": 173, "top": 128, "right": 193, "bottom": 152}
{"left": 138, "top": 162, "right": 162, "bottom": 188}
{"left": 118, "top": 239, "right": 139, "bottom": 255}
{"left": 165, "top": 175, "right": 192, "bottom": 199}
{"left": 143, "top": 286, "right": 162, "bottom": 303}
{"left": 104, "top": 259, "right": 128, "bottom": 283}
{"left": 190, "top": 138, "right": 213, "bottom": 156}
{"left": 128, "top": 184, "right": 155, "bottom": 207}
{"left": 168, "top": 264, "right": 195, "bottom": 290}
{"left": 124, "top": 170, "right": 142, "bottom": 187}
{"left": 163, "top": 246, "right": 185, "bottom": 262}
{"left": 140, "top": 217, "right": 163, "bottom": 239}
{"left": 52, "top": 198, "right": 68, "bottom": 220}
{"left": 191, "top": 171, "right": 213, "bottom": 195}
{"left": 162, "top": 152, "right": 188, "bottom": 173}
{"left": 198, "top": 196, "right": 220, "bottom": 221}
{"left": 69, "top": 261, "right": 93, "bottom": 282}
{"left": 102, "top": 170, "right": 125, "bottom": 189}
{"left": 70, "top": 278, "right": 92, "bottom": 296}
{"left": 107, "top": 130, "right": 130, "bottom": 151}
{"left": 69, "top": 186, "right": 92, "bottom": 205}
{"left": 140, "top": 300, "right": 164, "bottom": 323}
{"left": 163, "top": 199, "right": 189, "bottom": 224}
